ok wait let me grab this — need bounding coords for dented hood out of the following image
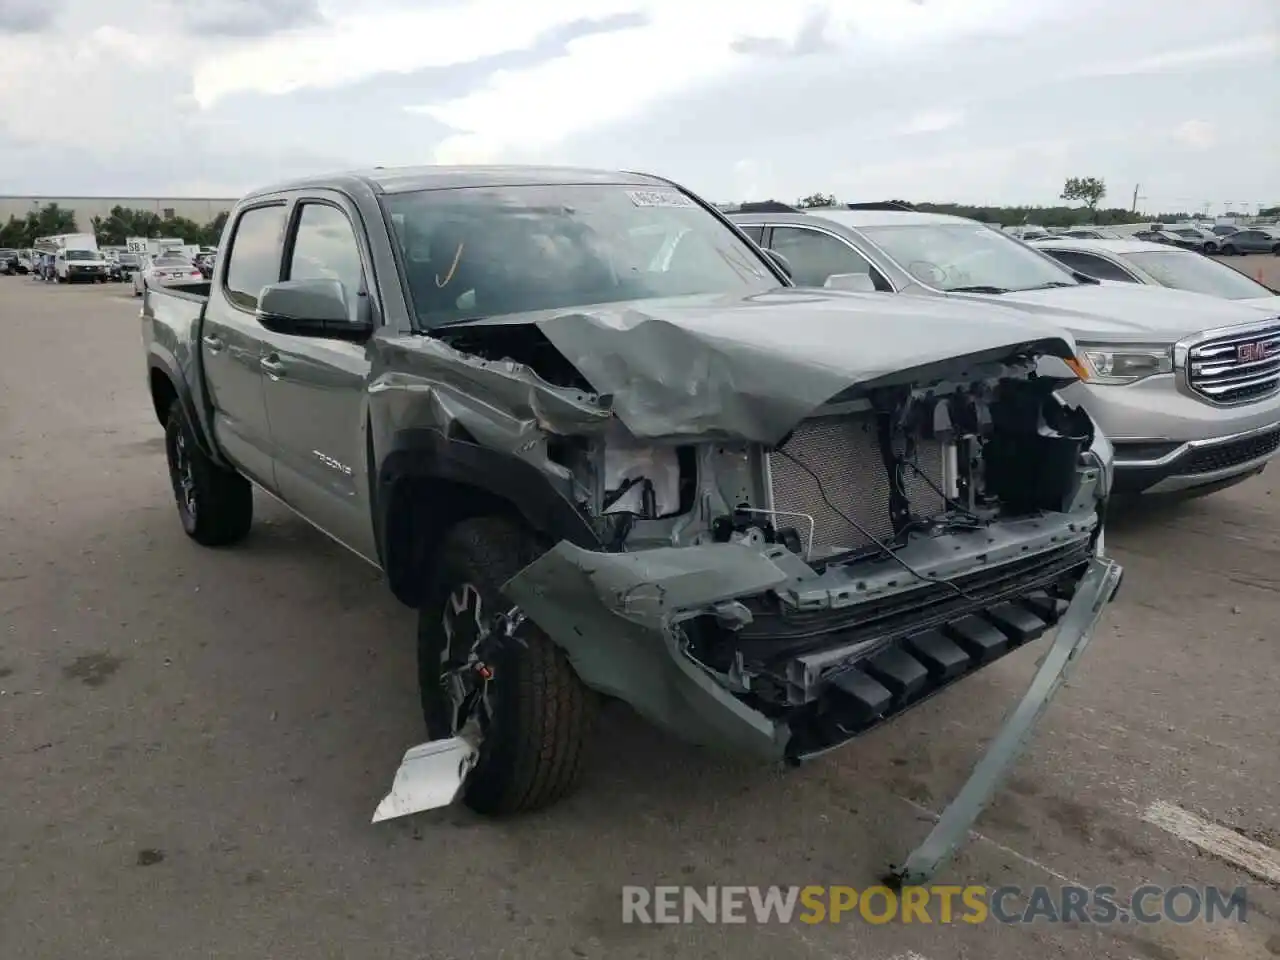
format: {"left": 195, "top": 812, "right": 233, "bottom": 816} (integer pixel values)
{"left": 471, "top": 289, "right": 1075, "bottom": 445}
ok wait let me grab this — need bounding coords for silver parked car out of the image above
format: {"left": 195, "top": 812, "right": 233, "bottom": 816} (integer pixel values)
{"left": 728, "top": 206, "right": 1280, "bottom": 498}
{"left": 133, "top": 254, "right": 204, "bottom": 297}
{"left": 1218, "top": 227, "right": 1280, "bottom": 256}
{"left": 1031, "top": 237, "right": 1280, "bottom": 312}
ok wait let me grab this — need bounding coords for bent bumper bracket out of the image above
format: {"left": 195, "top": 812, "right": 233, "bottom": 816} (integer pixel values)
{"left": 889, "top": 556, "right": 1123, "bottom": 885}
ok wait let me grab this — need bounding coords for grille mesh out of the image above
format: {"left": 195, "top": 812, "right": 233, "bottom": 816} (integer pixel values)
{"left": 1187, "top": 324, "right": 1280, "bottom": 405}
{"left": 768, "top": 414, "right": 945, "bottom": 559}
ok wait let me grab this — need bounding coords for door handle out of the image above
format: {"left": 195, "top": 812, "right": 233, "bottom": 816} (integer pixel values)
{"left": 260, "top": 356, "right": 286, "bottom": 379}
{"left": 202, "top": 334, "right": 224, "bottom": 352}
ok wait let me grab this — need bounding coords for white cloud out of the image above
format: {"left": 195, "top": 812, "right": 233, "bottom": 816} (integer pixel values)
{"left": 1173, "top": 119, "right": 1216, "bottom": 151}
{"left": 894, "top": 109, "right": 966, "bottom": 137}
{"left": 0, "top": 0, "right": 1276, "bottom": 211}
{"left": 414, "top": 0, "right": 1049, "bottom": 164}
{"left": 1070, "top": 34, "right": 1279, "bottom": 79}
{"left": 191, "top": 0, "right": 641, "bottom": 106}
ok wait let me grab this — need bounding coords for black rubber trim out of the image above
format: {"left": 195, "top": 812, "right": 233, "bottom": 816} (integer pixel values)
{"left": 786, "top": 576, "right": 1093, "bottom": 761}
{"left": 147, "top": 354, "right": 218, "bottom": 462}
{"left": 377, "top": 427, "right": 601, "bottom": 603}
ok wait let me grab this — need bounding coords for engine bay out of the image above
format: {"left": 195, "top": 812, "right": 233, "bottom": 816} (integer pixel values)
{"left": 562, "top": 356, "right": 1099, "bottom": 564}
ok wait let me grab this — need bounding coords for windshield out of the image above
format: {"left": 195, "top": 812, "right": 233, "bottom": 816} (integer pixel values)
{"left": 383, "top": 183, "right": 778, "bottom": 328}
{"left": 1121, "top": 250, "right": 1275, "bottom": 300}
{"left": 856, "top": 222, "right": 1078, "bottom": 293}
{"left": 118, "top": 254, "right": 138, "bottom": 265}
{"left": 68, "top": 250, "right": 101, "bottom": 260}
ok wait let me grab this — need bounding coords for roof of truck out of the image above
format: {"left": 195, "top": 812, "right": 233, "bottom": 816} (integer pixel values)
{"left": 246, "top": 165, "right": 671, "bottom": 199}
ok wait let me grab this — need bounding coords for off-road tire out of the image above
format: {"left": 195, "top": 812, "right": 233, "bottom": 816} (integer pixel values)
{"left": 163, "top": 400, "right": 253, "bottom": 546}
{"left": 417, "top": 516, "right": 598, "bottom": 816}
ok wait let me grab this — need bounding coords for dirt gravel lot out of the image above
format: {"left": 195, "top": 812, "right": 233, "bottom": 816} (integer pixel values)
{"left": 2, "top": 265, "right": 1279, "bottom": 960}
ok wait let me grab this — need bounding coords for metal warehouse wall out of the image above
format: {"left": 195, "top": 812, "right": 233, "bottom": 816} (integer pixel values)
{"left": 0, "top": 196, "right": 237, "bottom": 225}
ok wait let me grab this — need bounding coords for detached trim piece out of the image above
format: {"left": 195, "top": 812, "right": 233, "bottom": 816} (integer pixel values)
{"left": 889, "top": 557, "right": 1123, "bottom": 885}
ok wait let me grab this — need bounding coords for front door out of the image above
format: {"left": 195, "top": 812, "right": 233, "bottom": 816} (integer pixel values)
{"left": 200, "top": 202, "right": 289, "bottom": 491}
{"left": 260, "top": 196, "right": 379, "bottom": 563}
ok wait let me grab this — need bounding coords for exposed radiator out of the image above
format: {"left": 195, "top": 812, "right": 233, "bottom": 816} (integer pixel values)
{"left": 768, "top": 413, "right": 945, "bottom": 559}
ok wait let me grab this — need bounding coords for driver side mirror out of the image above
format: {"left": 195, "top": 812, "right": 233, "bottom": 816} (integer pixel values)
{"left": 763, "top": 248, "right": 793, "bottom": 280}
{"left": 824, "top": 272, "right": 877, "bottom": 293}
{"left": 256, "top": 278, "right": 373, "bottom": 340}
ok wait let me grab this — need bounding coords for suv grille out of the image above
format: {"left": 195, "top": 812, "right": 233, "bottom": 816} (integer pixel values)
{"left": 1186, "top": 324, "right": 1280, "bottom": 405}
{"left": 768, "top": 413, "right": 944, "bottom": 559}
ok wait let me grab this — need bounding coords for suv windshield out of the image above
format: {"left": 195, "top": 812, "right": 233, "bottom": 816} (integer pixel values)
{"left": 384, "top": 183, "right": 778, "bottom": 328}
{"left": 856, "top": 222, "right": 1079, "bottom": 293}
{"left": 1122, "top": 250, "right": 1275, "bottom": 300}
{"left": 68, "top": 250, "right": 101, "bottom": 260}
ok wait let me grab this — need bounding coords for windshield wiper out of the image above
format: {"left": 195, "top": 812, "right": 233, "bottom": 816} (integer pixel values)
{"left": 948, "top": 284, "right": 1011, "bottom": 294}
{"left": 1022, "top": 280, "right": 1078, "bottom": 289}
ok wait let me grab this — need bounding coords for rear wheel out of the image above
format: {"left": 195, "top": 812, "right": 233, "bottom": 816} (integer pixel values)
{"left": 417, "top": 516, "right": 598, "bottom": 815}
{"left": 163, "top": 401, "right": 253, "bottom": 546}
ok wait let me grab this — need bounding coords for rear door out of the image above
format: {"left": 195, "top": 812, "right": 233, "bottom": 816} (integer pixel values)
{"left": 200, "top": 201, "right": 288, "bottom": 491}
{"left": 259, "top": 192, "right": 380, "bottom": 563}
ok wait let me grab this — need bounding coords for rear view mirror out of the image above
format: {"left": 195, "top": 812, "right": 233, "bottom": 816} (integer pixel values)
{"left": 256, "top": 278, "right": 372, "bottom": 339}
{"left": 763, "top": 248, "right": 793, "bottom": 280}
{"left": 824, "top": 272, "right": 877, "bottom": 293}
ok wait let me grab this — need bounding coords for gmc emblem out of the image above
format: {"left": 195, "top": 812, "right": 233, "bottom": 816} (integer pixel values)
{"left": 1237, "top": 341, "right": 1270, "bottom": 363}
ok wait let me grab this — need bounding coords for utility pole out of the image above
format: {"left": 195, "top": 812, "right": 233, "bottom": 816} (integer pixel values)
{"left": 1130, "top": 184, "right": 1140, "bottom": 212}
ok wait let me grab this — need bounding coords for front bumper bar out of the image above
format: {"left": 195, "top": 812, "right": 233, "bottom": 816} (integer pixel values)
{"left": 1113, "top": 421, "right": 1280, "bottom": 495}
{"left": 890, "top": 556, "right": 1123, "bottom": 884}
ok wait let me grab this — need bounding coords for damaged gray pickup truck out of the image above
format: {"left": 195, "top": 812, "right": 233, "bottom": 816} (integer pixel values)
{"left": 141, "top": 166, "right": 1122, "bottom": 881}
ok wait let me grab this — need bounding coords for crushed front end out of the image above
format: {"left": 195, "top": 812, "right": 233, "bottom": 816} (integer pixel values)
{"left": 504, "top": 352, "right": 1119, "bottom": 763}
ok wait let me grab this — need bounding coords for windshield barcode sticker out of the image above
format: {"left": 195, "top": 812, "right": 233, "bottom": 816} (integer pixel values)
{"left": 628, "top": 190, "right": 695, "bottom": 208}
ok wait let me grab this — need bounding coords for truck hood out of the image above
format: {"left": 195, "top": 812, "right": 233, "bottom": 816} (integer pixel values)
{"left": 952, "top": 282, "right": 1274, "bottom": 342}
{"left": 451, "top": 289, "right": 1076, "bottom": 445}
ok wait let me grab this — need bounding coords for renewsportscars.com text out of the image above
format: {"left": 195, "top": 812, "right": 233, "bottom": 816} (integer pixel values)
{"left": 621, "top": 884, "right": 1249, "bottom": 926}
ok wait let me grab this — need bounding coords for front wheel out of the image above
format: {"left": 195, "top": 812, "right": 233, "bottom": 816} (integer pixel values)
{"left": 1222, "top": 244, "right": 1238, "bottom": 256}
{"left": 163, "top": 401, "right": 253, "bottom": 546}
{"left": 417, "top": 516, "right": 598, "bottom": 816}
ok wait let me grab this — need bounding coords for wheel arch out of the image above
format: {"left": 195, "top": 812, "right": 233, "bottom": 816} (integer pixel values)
{"left": 377, "top": 428, "right": 601, "bottom": 608}
{"left": 147, "top": 353, "right": 219, "bottom": 461}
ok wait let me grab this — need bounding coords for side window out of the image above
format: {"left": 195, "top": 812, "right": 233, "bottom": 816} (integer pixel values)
{"left": 286, "top": 203, "right": 365, "bottom": 317}
{"left": 224, "top": 204, "right": 288, "bottom": 311}
{"left": 769, "top": 226, "right": 877, "bottom": 288}
{"left": 1045, "top": 250, "right": 1138, "bottom": 283}
{"left": 737, "top": 224, "right": 765, "bottom": 245}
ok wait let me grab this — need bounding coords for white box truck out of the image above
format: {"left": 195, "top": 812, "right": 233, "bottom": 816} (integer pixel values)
{"left": 34, "top": 234, "right": 108, "bottom": 283}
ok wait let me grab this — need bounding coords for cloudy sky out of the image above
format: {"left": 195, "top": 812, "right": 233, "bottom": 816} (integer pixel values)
{"left": 0, "top": 0, "right": 1276, "bottom": 211}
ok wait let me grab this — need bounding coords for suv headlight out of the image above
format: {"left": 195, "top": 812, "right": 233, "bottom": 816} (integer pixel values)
{"left": 1075, "top": 344, "right": 1173, "bottom": 385}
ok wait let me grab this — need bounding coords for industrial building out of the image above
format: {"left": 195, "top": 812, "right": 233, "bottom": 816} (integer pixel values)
{"left": 0, "top": 196, "right": 237, "bottom": 227}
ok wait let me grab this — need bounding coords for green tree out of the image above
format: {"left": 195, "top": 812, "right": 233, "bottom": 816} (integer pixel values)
{"left": 796, "top": 192, "right": 837, "bottom": 208}
{"left": 0, "top": 215, "right": 26, "bottom": 248}
{"left": 1059, "top": 176, "right": 1107, "bottom": 211}
{"left": 34, "top": 202, "right": 78, "bottom": 235}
